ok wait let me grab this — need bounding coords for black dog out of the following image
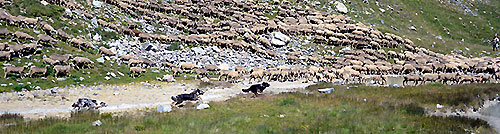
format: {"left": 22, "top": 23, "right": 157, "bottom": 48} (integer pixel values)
{"left": 242, "top": 82, "right": 270, "bottom": 97}
{"left": 171, "top": 89, "right": 205, "bottom": 106}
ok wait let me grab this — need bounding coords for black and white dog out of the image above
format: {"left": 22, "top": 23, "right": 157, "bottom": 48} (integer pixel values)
{"left": 71, "top": 98, "right": 107, "bottom": 111}
{"left": 171, "top": 89, "right": 205, "bottom": 106}
{"left": 242, "top": 82, "right": 270, "bottom": 97}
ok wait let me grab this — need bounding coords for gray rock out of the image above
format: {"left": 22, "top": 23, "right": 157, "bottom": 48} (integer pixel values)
{"left": 271, "top": 38, "right": 286, "bottom": 46}
{"left": 0, "top": 84, "right": 7, "bottom": 87}
{"left": 318, "top": 88, "right": 334, "bottom": 94}
{"left": 56, "top": 78, "right": 66, "bottom": 81}
{"left": 334, "top": 1, "right": 348, "bottom": 14}
{"left": 117, "top": 71, "right": 124, "bottom": 76}
{"left": 409, "top": 26, "right": 417, "bottom": 31}
{"left": 92, "top": 0, "right": 103, "bottom": 8}
{"left": 96, "top": 57, "right": 105, "bottom": 63}
{"left": 92, "top": 120, "right": 102, "bottom": 126}
{"left": 272, "top": 32, "right": 290, "bottom": 42}
{"left": 104, "top": 76, "right": 111, "bottom": 80}
{"left": 196, "top": 103, "right": 210, "bottom": 110}
{"left": 156, "top": 105, "right": 172, "bottom": 113}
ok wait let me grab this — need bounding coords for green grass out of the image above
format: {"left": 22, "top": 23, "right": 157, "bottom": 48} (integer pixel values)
{"left": 1, "top": 84, "right": 498, "bottom": 133}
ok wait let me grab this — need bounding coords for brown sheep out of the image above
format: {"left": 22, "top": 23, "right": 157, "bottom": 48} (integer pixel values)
{"left": 43, "top": 58, "right": 58, "bottom": 65}
{"left": 403, "top": 74, "right": 421, "bottom": 86}
{"left": 98, "top": 47, "right": 116, "bottom": 56}
{"left": 196, "top": 69, "right": 208, "bottom": 79}
{"left": 439, "top": 73, "right": 459, "bottom": 85}
{"left": 235, "top": 65, "right": 248, "bottom": 75}
{"left": 181, "top": 63, "right": 196, "bottom": 72}
{"left": 205, "top": 65, "right": 219, "bottom": 72}
{"left": 0, "top": 51, "right": 11, "bottom": 60}
{"left": 14, "top": 31, "right": 34, "bottom": 41}
{"left": 161, "top": 62, "right": 176, "bottom": 69}
{"left": 29, "top": 65, "right": 50, "bottom": 78}
{"left": 130, "top": 67, "right": 147, "bottom": 78}
{"left": 171, "top": 67, "right": 183, "bottom": 76}
{"left": 50, "top": 54, "right": 72, "bottom": 65}
{"left": 73, "top": 57, "right": 94, "bottom": 69}
{"left": 128, "top": 59, "right": 143, "bottom": 67}
{"left": 119, "top": 54, "right": 136, "bottom": 61}
{"left": 402, "top": 64, "right": 417, "bottom": 74}
{"left": 4, "top": 66, "right": 27, "bottom": 79}
{"left": 54, "top": 65, "right": 71, "bottom": 78}
{"left": 422, "top": 73, "right": 439, "bottom": 85}
{"left": 249, "top": 70, "right": 264, "bottom": 83}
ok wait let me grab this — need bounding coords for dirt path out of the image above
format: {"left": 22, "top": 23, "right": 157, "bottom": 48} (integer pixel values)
{"left": 0, "top": 80, "right": 314, "bottom": 119}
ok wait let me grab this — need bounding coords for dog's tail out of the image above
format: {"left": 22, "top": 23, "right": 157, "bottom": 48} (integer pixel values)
{"left": 242, "top": 88, "right": 249, "bottom": 92}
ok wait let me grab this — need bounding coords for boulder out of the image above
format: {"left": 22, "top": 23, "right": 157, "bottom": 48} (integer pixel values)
{"left": 93, "top": 0, "right": 103, "bottom": 8}
{"left": 157, "top": 105, "right": 172, "bottom": 113}
{"left": 318, "top": 88, "right": 334, "bottom": 94}
{"left": 161, "top": 75, "right": 176, "bottom": 82}
{"left": 96, "top": 57, "right": 105, "bottom": 63}
{"left": 196, "top": 103, "right": 210, "bottom": 110}
{"left": 271, "top": 38, "right": 286, "bottom": 46}
{"left": 92, "top": 120, "right": 102, "bottom": 126}
{"left": 334, "top": 1, "right": 348, "bottom": 14}
{"left": 272, "top": 32, "right": 290, "bottom": 42}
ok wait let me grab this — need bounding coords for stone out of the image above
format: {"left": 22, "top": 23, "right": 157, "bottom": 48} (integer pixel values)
{"left": 436, "top": 104, "right": 444, "bottom": 109}
{"left": 40, "top": 1, "right": 49, "bottom": 5}
{"left": 318, "top": 88, "right": 334, "bottom": 94}
{"left": 156, "top": 105, "right": 172, "bottom": 113}
{"left": 409, "top": 26, "right": 416, "bottom": 31}
{"left": 93, "top": 33, "right": 101, "bottom": 41}
{"left": 196, "top": 103, "right": 210, "bottom": 110}
{"left": 104, "top": 76, "right": 111, "bottom": 80}
{"left": 117, "top": 71, "right": 125, "bottom": 76}
{"left": 271, "top": 38, "right": 286, "bottom": 46}
{"left": 201, "top": 77, "right": 210, "bottom": 83}
{"left": 334, "top": 1, "right": 348, "bottom": 14}
{"left": 161, "top": 75, "right": 176, "bottom": 82}
{"left": 92, "top": 120, "right": 102, "bottom": 126}
{"left": 0, "top": 84, "right": 7, "bottom": 87}
{"left": 57, "top": 78, "right": 66, "bottom": 81}
{"left": 92, "top": 0, "right": 103, "bottom": 8}
{"left": 379, "top": 8, "right": 386, "bottom": 13}
{"left": 79, "top": 77, "right": 85, "bottom": 81}
{"left": 272, "top": 32, "right": 290, "bottom": 42}
{"left": 96, "top": 57, "right": 105, "bottom": 63}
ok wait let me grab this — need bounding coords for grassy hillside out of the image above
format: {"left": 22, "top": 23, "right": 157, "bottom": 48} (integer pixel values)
{"left": 310, "top": 0, "right": 500, "bottom": 57}
{"left": 1, "top": 84, "right": 498, "bottom": 133}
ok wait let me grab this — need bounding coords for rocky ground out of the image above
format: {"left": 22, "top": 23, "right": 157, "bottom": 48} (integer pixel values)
{"left": 0, "top": 80, "right": 313, "bottom": 119}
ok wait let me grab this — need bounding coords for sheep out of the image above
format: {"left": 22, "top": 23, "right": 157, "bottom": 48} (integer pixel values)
{"left": 43, "top": 58, "right": 58, "bottom": 65}
{"left": 73, "top": 57, "right": 94, "bottom": 69}
{"left": 196, "top": 69, "right": 208, "bottom": 79}
{"left": 128, "top": 59, "right": 143, "bottom": 67}
{"left": 119, "top": 54, "right": 136, "bottom": 61}
{"left": 54, "top": 65, "right": 71, "bottom": 78}
{"left": 29, "top": 65, "right": 50, "bottom": 78}
{"left": 56, "top": 29, "right": 71, "bottom": 41}
{"left": 4, "top": 66, "right": 27, "bottom": 79}
{"left": 50, "top": 54, "right": 72, "bottom": 65}
{"left": 439, "top": 73, "right": 459, "bottom": 85}
{"left": 402, "top": 64, "right": 417, "bottom": 74}
{"left": 235, "top": 65, "right": 248, "bottom": 75}
{"left": 14, "top": 31, "right": 34, "bottom": 41}
{"left": 0, "top": 28, "right": 12, "bottom": 37}
{"left": 205, "top": 64, "right": 219, "bottom": 72}
{"left": 422, "top": 73, "right": 439, "bottom": 85}
{"left": 181, "top": 63, "right": 196, "bottom": 73}
{"left": 130, "top": 67, "right": 147, "bottom": 78}
{"left": 403, "top": 74, "right": 421, "bottom": 86}
{"left": 37, "top": 34, "right": 57, "bottom": 45}
{"left": 249, "top": 70, "right": 264, "bottom": 83}
{"left": 219, "top": 70, "right": 240, "bottom": 82}
{"left": 0, "top": 51, "right": 11, "bottom": 60}
{"left": 98, "top": 47, "right": 116, "bottom": 56}
{"left": 171, "top": 67, "right": 183, "bottom": 76}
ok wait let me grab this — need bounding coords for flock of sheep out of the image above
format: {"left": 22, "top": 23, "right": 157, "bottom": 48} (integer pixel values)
{"left": 0, "top": 0, "right": 499, "bottom": 88}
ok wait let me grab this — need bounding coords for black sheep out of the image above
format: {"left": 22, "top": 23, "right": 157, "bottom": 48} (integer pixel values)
{"left": 242, "top": 82, "right": 270, "bottom": 97}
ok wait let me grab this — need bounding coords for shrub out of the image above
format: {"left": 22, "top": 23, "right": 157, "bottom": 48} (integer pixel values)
{"left": 134, "top": 125, "right": 145, "bottom": 131}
